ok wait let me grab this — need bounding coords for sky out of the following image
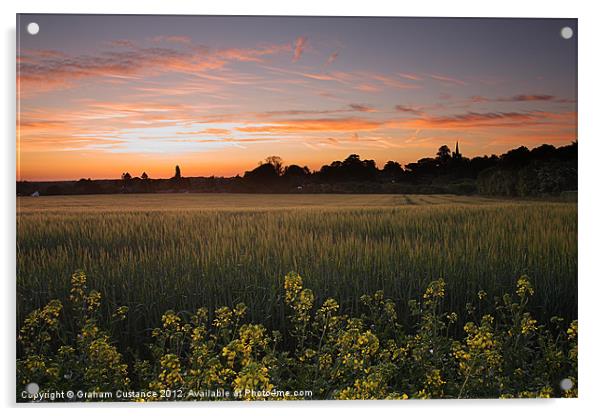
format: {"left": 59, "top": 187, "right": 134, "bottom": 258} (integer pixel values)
{"left": 17, "top": 15, "right": 577, "bottom": 181}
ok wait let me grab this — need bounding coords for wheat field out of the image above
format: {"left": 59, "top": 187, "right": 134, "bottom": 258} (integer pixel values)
{"left": 17, "top": 193, "right": 577, "bottom": 348}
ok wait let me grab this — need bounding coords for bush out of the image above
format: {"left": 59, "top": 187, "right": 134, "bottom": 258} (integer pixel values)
{"left": 17, "top": 271, "right": 577, "bottom": 401}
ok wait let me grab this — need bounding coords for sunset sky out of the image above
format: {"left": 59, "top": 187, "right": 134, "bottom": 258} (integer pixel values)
{"left": 17, "top": 15, "right": 577, "bottom": 181}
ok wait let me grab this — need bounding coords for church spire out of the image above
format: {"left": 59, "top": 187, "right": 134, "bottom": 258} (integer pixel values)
{"left": 453, "top": 141, "right": 461, "bottom": 159}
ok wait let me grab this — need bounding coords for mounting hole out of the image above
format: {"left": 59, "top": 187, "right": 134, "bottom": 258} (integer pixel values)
{"left": 560, "top": 378, "right": 574, "bottom": 391}
{"left": 27, "top": 22, "right": 40, "bottom": 35}
{"left": 25, "top": 382, "right": 40, "bottom": 395}
{"left": 560, "top": 26, "right": 573, "bottom": 40}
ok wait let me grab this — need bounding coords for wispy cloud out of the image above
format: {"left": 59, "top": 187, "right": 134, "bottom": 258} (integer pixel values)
{"left": 426, "top": 111, "right": 535, "bottom": 126}
{"left": 177, "top": 128, "right": 232, "bottom": 136}
{"left": 217, "top": 43, "right": 292, "bottom": 63}
{"left": 469, "top": 94, "right": 574, "bottom": 104}
{"left": 429, "top": 74, "right": 466, "bottom": 86}
{"left": 326, "top": 51, "right": 339, "bottom": 65}
{"left": 369, "top": 74, "right": 419, "bottom": 90}
{"left": 398, "top": 72, "right": 422, "bottom": 81}
{"left": 401, "top": 110, "right": 576, "bottom": 130}
{"left": 292, "top": 36, "right": 307, "bottom": 62}
{"left": 151, "top": 35, "right": 193, "bottom": 45}
{"left": 394, "top": 105, "right": 424, "bottom": 115}
{"left": 18, "top": 39, "right": 293, "bottom": 96}
{"left": 109, "top": 39, "right": 136, "bottom": 48}
{"left": 354, "top": 84, "right": 380, "bottom": 93}
{"left": 349, "top": 103, "right": 376, "bottom": 113}
{"left": 19, "top": 46, "right": 213, "bottom": 94}
{"left": 236, "top": 117, "right": 385, "bottom": 133}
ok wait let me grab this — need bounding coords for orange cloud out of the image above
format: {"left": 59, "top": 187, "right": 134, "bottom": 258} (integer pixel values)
{"left": 299, "top": 72, "right": 338, "bottom": 81}
{"left": 18, "top": 40, "right": 293, "bottom": 97}
{"left": 260, "top": 65, "right": 418, "bottom": 93}
{"left": 236, "top": 117, "right": 385, "bottom": 133}
{"left": 398, "top": 72, "right": 422, "bottom": 81}
{"left": 19, "top": 46, "right": 218, "bottom": 96}
{"left": 217, "top": 43, "right": 292, "bottom": 63}
{"left": 400, "top": 110, "right": 576, "bottom": 130}
{"left": 176, "top": 128, "right": 231, "bottom": 136}
{"left": 292, "top": 36, "right": 307, "bottom": 62}
{"left": 354, "top": 84, "right": 380, "bottom": 93}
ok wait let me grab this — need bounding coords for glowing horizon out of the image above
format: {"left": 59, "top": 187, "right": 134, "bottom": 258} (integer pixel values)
{"left": 17, "top": 15, "right": 577, "bottom": 181}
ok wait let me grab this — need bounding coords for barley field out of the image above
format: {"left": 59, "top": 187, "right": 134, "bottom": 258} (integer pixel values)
{"left": 16, "top": 193, "right": 577, "bottom": 349}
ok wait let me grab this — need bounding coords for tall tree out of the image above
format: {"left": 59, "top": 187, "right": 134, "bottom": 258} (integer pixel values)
{"left": 382, "top": 161, "right": 404, "bottom": 181}
{"left": 174, "top": 165, "right": 181, "bottom": 180}
{"left": 264, "top": 156, "right": 283, "bottom": 176}
{"left": 436, "top": 145, "right": 452, "bottom": 163}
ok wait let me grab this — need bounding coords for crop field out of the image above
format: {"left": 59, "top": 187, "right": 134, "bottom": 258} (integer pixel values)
{"left": 17, "top": 193, "right": 513, "bottom": 212}
{"left": 17, "top": 193, "right": 577, "bottom": 347}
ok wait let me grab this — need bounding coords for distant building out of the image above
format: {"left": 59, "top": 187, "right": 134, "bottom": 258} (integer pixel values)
{"left": 452, "top": 141, "right": 462, "bottom": 160}
{"left": 31, "top": 191, "right": 40, "bottom": 197}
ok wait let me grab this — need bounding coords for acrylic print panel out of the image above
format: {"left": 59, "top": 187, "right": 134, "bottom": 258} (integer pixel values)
{"left": 16, "top": 14, "right": 577, "bottom": 402}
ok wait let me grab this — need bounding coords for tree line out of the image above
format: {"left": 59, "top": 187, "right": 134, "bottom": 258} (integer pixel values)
{"left": 239, "top": 141, "right": 577, "bottom": 196}
{"left": 17, "top": 142, "right": 577, "bottom": 197}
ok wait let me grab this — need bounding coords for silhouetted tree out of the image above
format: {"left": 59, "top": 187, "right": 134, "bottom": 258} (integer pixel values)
{"left": 283, "top": 164, "right": 310, "bottom": 178}
{"left": 382, "top": 161, "right": 404, "bottom": 181}
{"left": 282, "top": 164, "right": 310, "bottom": 187}
{"left": 556, "top": 141, "right": 577, "bottom": 161}
{"left": 76, "top": 178, "right": 103, "bottom": 194}
{"left": 477, "top": 142, "right": 577, "bottom": 196}
{"left": 264, "top": 156, "right": 284, "bottom": 176}
{"left": 141, "top": 172, "right": 149, "bottom": 180}
{"left": 405, "top": 158, "right": 438, "bottom": 176}
{"left": 342, "top": 154, "right": 378, "bottom": 181}
{"left": 436, "top": 145, "right": 452, "bottom": 164}
{"left": 468, "top": 155, "right": 498, "bottom": 177}
{"left": 501, "top": 146, "right": 531, "bottom": 168}
{"left": 530, "top": 144, "right": 556, "bottom": 160}
{"left": 244, "top": 163, "right": 279, "bottom": 183}
{"left": 121, "top": 172, "right": 132, "bottom": 181}
{"left": 173, "top": 165, "right": 181, "bottom": 180}
{"left": 317, "top": 154, "right": 380, "bottom": 182}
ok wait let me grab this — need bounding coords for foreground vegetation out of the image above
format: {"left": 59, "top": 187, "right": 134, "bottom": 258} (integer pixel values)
{"left": 17, "top": 271, "right": 577, "bottom": 401}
